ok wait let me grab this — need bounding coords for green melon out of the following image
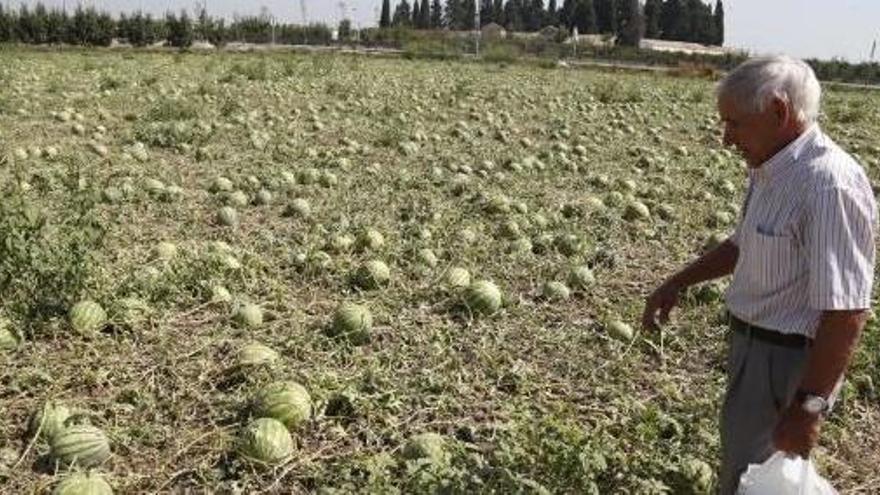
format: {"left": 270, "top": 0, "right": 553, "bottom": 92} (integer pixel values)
{"left": 69, "top": 301, "right": 107, "bottom": 335}
{"left": 283, "top": 199, "right": 311, "bottom": 219}
{"left": 233, "top": 303, "right": 263, "bottom": 328}
{"left": 238, "top": 418, "right": 294, "bottom": 465}
{"left": 417, "top": 248, "right": 438, "bottom": 268}
{"left": 0, "top": 317, "right": 20, "bottom": 351}
{"left": 210, "top": 285, "right": 232, "bottom": 303}
{"left": 253, "top": 189, "right": 273, "bottom": 206}
{"left": 154, "top": 241, "right": 177, "bottom": 260}
{"left": 330, "top": 303, "right": 372, "bottom": 344}
{"left": 465, "top": 280, "right": 502, "bottom": 315}
{"left": 143, "top": 178, "right": 165, "bottom": 196}
{"left": 211, "top": 176, "right": 234, "bottom": 193}
{"left": 542, "top": 281, "right": 571, "bottom": 301}
{"left": 623, "top": 200, "right": 651, "bottom": 221}
{"left": 401, "top": 432, "right": 449, "bottom": 465}
{"left": 357, "top": 228, "right": 385, "bottom": 251}
{"left": 253, "top": 381, "right": 312, "bottom": 429}
{"left": 217, "top": 206, "right": 238, "bottom": 227}
{"left": 355, "top": 260, "right": 391, "bottom": 289}
{"left": 606, "top": 320, "right": 634, "bottom": 341}
{"left": 568, "top": 266, "right": 596, "bottom": 290}
{"left": 225, "top": 190, "right": 249, "bottom": 208}
{"left": 51, "top": 425, "right": 111, "bottom": 467}
{"left": 236, "top": 342, "right": 279, "bottom": 367}
{"left": 445, "top": 267, "right": 471, "bottom": 289}
{"left": 53, "top": 472, "right": 113, "bottom": 495}
{"left": 29, "top": 401, "right": 71, "bottom": 441}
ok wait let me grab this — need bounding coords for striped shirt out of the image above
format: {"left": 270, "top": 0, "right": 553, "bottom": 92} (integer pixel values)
{"left": 726, "top": 125, "right": 878, "bottom": 338}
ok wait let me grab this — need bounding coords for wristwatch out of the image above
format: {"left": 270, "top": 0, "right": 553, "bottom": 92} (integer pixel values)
{"left": 795, "top": 389, "right": 830, "bottom": 416}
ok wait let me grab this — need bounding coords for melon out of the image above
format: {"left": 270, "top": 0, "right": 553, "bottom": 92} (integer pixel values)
{"left": 144, "top": 178, "right": 165, "bottom": 196}
{"left": 401, "top": 432, "right": 449, "bottom": 465}
{"left": 53, "top": 473, "right": 113, "bottom": 495}
{"left": 233, "top": 303, "right": 263, "bottom": 329}
{"left": 445, "top": 267, "right": 471, "bottom": 289}
{"left": 355, "top": 260, "right": 391, "bottom": 289}
{"left": 29, "top": 401, "right": 71, "bottom": 441}
{"left": 623, "top": 201, "right": 651, "bottom": 221}
{"left": 326, "top": 234, "right": 355, "bottom": 253}
{"left": 217, "top": 206, "right": 238, "bottom": 227}
{"left": 253, "top": 189, "right": 273, "bottom": 206}
{"left": 69, "top": 301, "right": 107, "bottom": 335}
{"left": 417, "top": 248, "right": 438, "bottom": 268}
{"left": 210, "top": 285, "right": 232, "bottom": 303}
{"left": 0, "top": 317, "right": 19, "bottom": 351}
{"left": 51, "top": 425, "right": 111, "bottom": 467}
{"left": 356, "top": 228, "right": 385, "bottom": 251}
{"left": 606, "top": 320, "right": 634, "bottom": 341}
{"left": 465, "top": 280, "right": 502, "bottom": 315}
{"left": 542, "top": 281, "right": 571, "bottom": 301}
{"left": 283, "top": 198, "right": 311, "bottom": 218}
{"left": 154, "top": 241, "right": 177, "bottom": 260}
{"left": 568, "top": 266, "right": 595, "bottom": 290}
{"left": 253, "top": 381, "right": 312, "bottom": 429}
{"left": 238, "top": 418, "right": 294, "bottom": 465}
{"left": 236, "top": 342, "right": 279, "bottom": 367}
{"left": 330, "top": 303, "right": 372, "bottom": 344}
{"left": 211, "top": 176, "right": 234, "bottom": 193}
{"left": 225, "top": 190, "right": 249, "bottom": 208}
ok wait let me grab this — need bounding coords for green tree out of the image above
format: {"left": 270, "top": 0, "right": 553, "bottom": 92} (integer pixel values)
{"left": 547, "top": 0, "right": 558, "bottom": 26}
{"left": 380, "top": 0, "right": 391, "bottom": 28}
{"left": 493, "top": 0, "right": 505, "bottom": 26}
{"left": 659, "top": 0, "right": 684, "bottom": 40}
{"left": 573, "top": 0, "right": 598, "bottom": 33}
{"left": 393, "top": 0, "right": 412, "bottom": 27}
{"left": 166, "top": 10, "right": 193, "bottom": 48}
{"left": 431, "top": 0, "right": 444, "bottom": 28}
{"left": 526, "top": 0, "right": 544, "bottom": 31}
{"left": 616, "top": 0, "right": 643, "bottom": 46}
{"left": 643, "top": 0, "right": 660, "bottom": 38}
{"left": 420, "top": 0, "right": 431, "bottom": 28}
{"left": 594, "top": 0, "right": 616, "bottom": 34}
{"left": 480, "top": 0, "right": 494, "bottom": 26}
{"left": 713, "top": 0, "right": 724, "bottom": 45}
{"left": 412, "top": 0, "right": 421, "bottom": 27}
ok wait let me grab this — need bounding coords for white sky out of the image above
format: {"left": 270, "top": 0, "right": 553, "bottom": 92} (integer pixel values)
{"left": 18, "top": 0, "right": 880, "bottom": 62}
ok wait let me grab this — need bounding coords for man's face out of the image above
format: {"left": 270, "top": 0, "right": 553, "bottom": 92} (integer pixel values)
{"left": 717, "top": 95, "right": 784, "bottom": 168}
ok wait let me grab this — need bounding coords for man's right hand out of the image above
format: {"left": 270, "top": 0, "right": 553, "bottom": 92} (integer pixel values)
{"left": 642, "top": 279, "right": 683, "bottom": 331}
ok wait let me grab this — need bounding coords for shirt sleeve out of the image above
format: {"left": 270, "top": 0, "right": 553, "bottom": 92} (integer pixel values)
{"left": 807, "top": 186, "right": 877, "bottom": 310}
{"left": 730, "top": 182, "right": 754, "bottom": 247}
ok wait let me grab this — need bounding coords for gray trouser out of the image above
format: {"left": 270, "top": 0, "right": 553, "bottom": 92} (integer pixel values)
{"left": 719, "top": 328, "right": 810, "bottom": 495}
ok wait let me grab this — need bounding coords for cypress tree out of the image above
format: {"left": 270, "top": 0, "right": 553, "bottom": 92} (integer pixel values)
{"left": 380, "top": 0, "right": 391, "bottom": 28}
{"left": 574, "top": 0, "right": 598, "bottom": 34}
{"left": 594, "top": 0, "right": 616, "bottom": 34}
{"left": 412, "top": 0, "right": 421, "bottom": 27}
{"left": 548, "top": 0, "right": 558, "bottom": 26}
{"left": 659, "top": 0, "right": 683, "bottom": 40}
{"left": 527, "top": 0, "right": 544, "bottom": 31}
{"left": 643, "top": 0, "right": 660, "bottom": 38}
{"left": 713, "top": 0, "right": 724, "bottom": 45}
{"left": 420, "top": 0, "right": 431, "bottom": 28}
{"left": 392, "top": 0, "right": 412, "bottom": 27}
{"left": 616, "top": 0, "right": 643, "bottom": 46}
{"left": 431, "top": 0, "right": 444, "bottom": 28}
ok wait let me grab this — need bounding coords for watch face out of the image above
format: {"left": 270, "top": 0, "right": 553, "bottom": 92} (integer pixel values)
{"left": 803, "top": 396, "right": 827, "bottom": 415}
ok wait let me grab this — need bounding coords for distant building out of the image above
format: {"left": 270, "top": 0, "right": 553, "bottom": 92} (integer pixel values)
{"left": 639, "top": 39, "right": 739, "bottom": 56}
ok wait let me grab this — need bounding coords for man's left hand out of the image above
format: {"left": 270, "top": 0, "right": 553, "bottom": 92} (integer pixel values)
{"left": 773, "top": 403, "right": 822, "bottom": 457}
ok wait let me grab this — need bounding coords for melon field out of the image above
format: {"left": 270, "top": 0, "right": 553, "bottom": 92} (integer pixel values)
{"left": 1, "top": 48, "right": 879, "bottom": 493}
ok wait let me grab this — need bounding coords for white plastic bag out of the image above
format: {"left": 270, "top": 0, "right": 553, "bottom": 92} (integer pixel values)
{"left": 737, "top": 451, "right": 837, "bottom": 495}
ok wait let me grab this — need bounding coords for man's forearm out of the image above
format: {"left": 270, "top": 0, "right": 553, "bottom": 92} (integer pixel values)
{"left": 667, "top": 239, "right": 739, "bottom": 289}
{"left": 797, "top": 310, "right": 867, "bottom": 398}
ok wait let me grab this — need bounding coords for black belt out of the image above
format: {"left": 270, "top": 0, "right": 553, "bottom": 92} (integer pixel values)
{"left": 728, "top": 313, "right": 812, "bottom": 349}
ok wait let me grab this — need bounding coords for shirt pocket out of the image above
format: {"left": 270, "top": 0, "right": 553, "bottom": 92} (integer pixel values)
{"left": 741, "top": 228, "right": 798, "bottom": 290}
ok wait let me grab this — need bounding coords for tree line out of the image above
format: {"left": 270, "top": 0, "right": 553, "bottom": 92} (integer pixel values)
{"left": 0, "top": 3, "right": 334, "bottom": 48}
{"left": 380, "top": 0, "right": 724, "bottom": 46}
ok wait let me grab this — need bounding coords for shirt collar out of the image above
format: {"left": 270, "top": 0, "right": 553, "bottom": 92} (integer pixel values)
{"left": 749, "top": 124, "right": 820, "bottom": 184}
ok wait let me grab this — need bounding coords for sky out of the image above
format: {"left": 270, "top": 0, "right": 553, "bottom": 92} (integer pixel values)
{"left": 18, "top": 0, "right": 880, "bottom": 63}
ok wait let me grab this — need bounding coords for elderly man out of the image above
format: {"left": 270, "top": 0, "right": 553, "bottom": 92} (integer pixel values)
{"left": 642, "top": 55, "right": 877, "bottom": 494}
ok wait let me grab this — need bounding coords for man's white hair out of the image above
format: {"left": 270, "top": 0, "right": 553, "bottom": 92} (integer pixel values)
{"left": 716, "top": 55, "right": 821, "bottom": 125}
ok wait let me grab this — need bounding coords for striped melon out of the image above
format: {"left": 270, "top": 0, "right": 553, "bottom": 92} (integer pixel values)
{"left": 465, "top": 280, "right": 502, "bottom": 315}
{"left": 69, "top": 301, "right": 107, "bottom": 335}
{"left": 445, "top": 267, "right": 471, "bottom": 289}
{"left": 0, "top": 317, "right": 19, "bottom": 351}
{"left": 236, "top": 342, "right": 278, "bottom": 368}
{"left": 239, "top": 418, "right": 294, "bottom": 465}
{"left": 29, "top": 401, "right": 71, "bottom": 441}
{"left": 51, "top": 425, "right": 111, "bottom": 467}
{"left": 330, "top": 303, "right": 372, "bottom": 345}
{"left": 355, "top": 260, "right": 390, "bottom": 289}
{"left": 233, "top": 303, "right": 263, "bottom": 329}
{"left": 53, "top": 472, "right": 113, "bottom": 495}
{"left": 542, "top": 281, "right": 571, "bottom": 301}
{"left": 253, "top": 381, "right": 312, "bottom": 430}
{"left": 217, "top": 206, "right": 238, "bottom": 227}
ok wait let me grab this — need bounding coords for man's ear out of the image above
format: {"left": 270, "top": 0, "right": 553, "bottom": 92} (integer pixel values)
{"left": 770, "top": 96, "right": 791, "bottom": 128}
